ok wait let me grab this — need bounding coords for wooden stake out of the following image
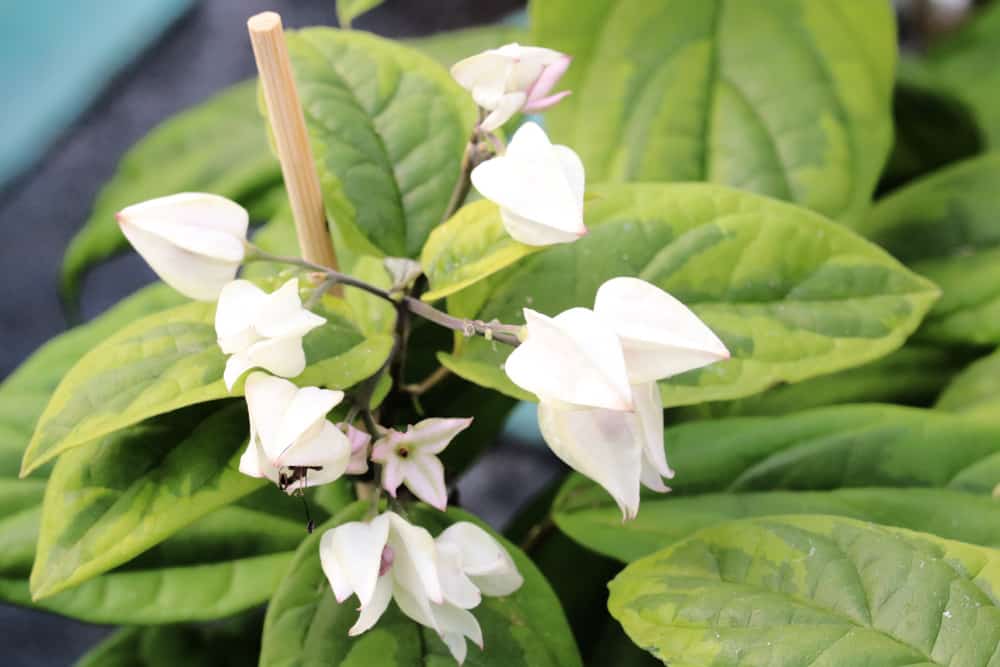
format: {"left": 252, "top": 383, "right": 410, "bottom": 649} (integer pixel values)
{"left": 247, "top": 11, "right": 340, "bottom": 280}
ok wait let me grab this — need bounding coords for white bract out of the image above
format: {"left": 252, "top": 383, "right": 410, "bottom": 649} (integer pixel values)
{"left": 451, "top": 43, "right": 571, "bottom": 132}
{"left": 371, "top": 418, "right": 473, "bottom": 511}
{"left": 320, "top": 512, "right": 522, "bottom": 664}
{"left": 215, "top": 278, "right": 326, "bottom": 390}
{"left": 238, "top": 372, "right": 351, "bottom": 493}
{"left": 117, "top": 192, "right": 248, "bottom": 301}
{"left": 505, "top": 277, "right": 729, "bottom": 519}
{"left": 471, "top": 122, "right": 586, "bottom": 246}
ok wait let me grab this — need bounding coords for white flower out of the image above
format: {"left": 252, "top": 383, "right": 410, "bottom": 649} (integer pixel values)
{"left": 215, "top": 278, "right": 326, "bottom": 390}
{"left": 451, "top": 43, "right": 571, "bottom": 131}
{"left": 320, "top": 512, "right": 522, "bottom": 664}
{"left": 504, "top": 278, "right": 729, "bottom": 519}
{"left": 238, "top": 372, "right": 351, "bottom": 493}
{"left": 370, "top": 418, "right": 473, "bottom": 510}
{"left": 471, "top": 122, "right": 586, "bottom": 246}
{"left": 117, "top": 192, "right": 248, "bottom": 301}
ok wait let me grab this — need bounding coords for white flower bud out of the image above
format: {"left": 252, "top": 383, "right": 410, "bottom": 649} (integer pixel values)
{"left": 117, "top": 193, "right": 248, "bottom": 301}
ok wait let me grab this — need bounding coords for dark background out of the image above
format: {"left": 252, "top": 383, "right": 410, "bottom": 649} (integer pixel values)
{"left": 0, "top": 2, "right": 557, "bottom": 665}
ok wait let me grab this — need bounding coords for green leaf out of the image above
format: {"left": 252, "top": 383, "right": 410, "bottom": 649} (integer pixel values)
{"left": 860, "top": 152, "right": 1000, "bottom": 345}
{"left": 20, "top": 294, "right": 393, "bottom": 475}
{"left": 532, "top": 0, "right": 896, "bottom": 223}
{"left": 0, "top": 285, "right": 185, "bottom": 478}
{"left": 908, "top": 2, "right": 1000, "bottom": 148}
{"left": 61, "top": 80, "right": 281, "bottom": 304}
{"left": 552, "top": 402, "right": 1000, "bottom": 563}
{"left": 260, "top": 503, "right": 581, "bottom": 667}
{"left": 405, "top": 24, "right": 529, "bottom": 70}
{"left": 556, "top": 482, "right": 1000, "bottom": 564}
{"left": 30, "top": 403, "right": 259, "bottom": 598}
{"left": 670, "top": 344, "right": 968, "bottom": 420}
{"left": 438, "top": 183, "right": 939, "bottom": 407}
{"left": 284, "top": 28, "right": 476, "bottom": 258}
{"left": 936, "top": 348, "right": 1000, "bottom": 418}
{"left": 336, "top": 0, "right": 385, "bottom": 28}
{"left": 421, "top": 200, "right": 540, "bottom": 302}
{"left": 74, "top": 612, "right": 262, "bottom": 667}
{"left": 609, "top": 515, "right": 1000, "bottom": 666}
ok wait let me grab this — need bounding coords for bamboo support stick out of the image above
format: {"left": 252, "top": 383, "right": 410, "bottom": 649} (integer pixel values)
{"left": 247, "top": 12, "right": 340, "bottom": 283}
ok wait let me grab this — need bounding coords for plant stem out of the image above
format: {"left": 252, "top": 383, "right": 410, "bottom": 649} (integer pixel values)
{"left": 245, "top": 245, "right": 522, "bottom": 346}
{"left": 401, "top": 366, "right": 452, "bottom": 396}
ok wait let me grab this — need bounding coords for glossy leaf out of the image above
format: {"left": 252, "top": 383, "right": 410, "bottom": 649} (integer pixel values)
{"left": 260, "top": 503, "right": 582, "bottom": 667}
{"left": 284, "top": 28, "right": 476, "bottom": 258}
{"left": 1, "top": 286, "right": 185, "bottom": 477}
{"left": 438, "top": 184, "right": 939, "bottom": 407}
{"left": 61, "top": 80, "right": 281, "bottom": 304}
{"left": 555, "top": 481, "right": 1000, "bottom": 564}
{"left": 936, "top": 348, "right": 1000, "bottom": 418}
{"left": 532, "top": 0, "right": 896, "bottom": 223}
{"left": 20, "top": 295, "right": 393, "bottom": 475}
{"left": 670, "top": 344, "right": 966, "bottom": 420}
{"left": 610, "top": 515, "right": 1000, "bottom": 666}
{"left": 74, "top": 613, "right": 262, "bottom": 667}
{"left": 860, "top": 153, "right": 1000, "bottom": 345}
{"left": 30, "top": 403, "right": 258, "bottom": 598}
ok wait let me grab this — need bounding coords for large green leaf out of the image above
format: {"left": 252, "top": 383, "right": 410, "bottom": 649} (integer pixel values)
{"left": 556, "top": 482, "right": 1000, "bottom": 564}
{"left": 336, "top": 0, "right": 385, "bottom": 28}
{"left": 0, "top": 284, "right": 184, "bottom": 477}
{"left": 552, "top": 402, "right": 1000, "bottom": 563}
{"left": 7, "top": 506, "right": 300, "bottom": 624}
{"left": 74, "top": 612, "right": 262, "bottom": 667}
{"left": 860, "top": 152, "right": 1000, "bottom": 345}
{"left": 20, "top": 294, "right": 393, "bottom": 475}
{"left": 532, "top": 0, "right": 896, "bottom": 223}
{"left": 260, "top": 503, "right": 581, "bottom": 667}
{"left": 437, "top": 184, "right": 939, "bottom": 407}
{"left": 610, "top": 515, "right": 1000, "bottom": 666}
{"left": 284, "top": 28, "right": 476, "bottom": 259}
{"left": 406, "top": 24, "right": 529, "bottom": 70}
{"left": 61, "top": 80, "right": 281, "bottom": 304}
{"left": 936, "top": 348, "right": 1000, "bottom": 418}
{"left": 670, "top": 344, "right": 967, "bottom": 420}
{"left": 30, "top": 403, "right": 260, "bottom": 598}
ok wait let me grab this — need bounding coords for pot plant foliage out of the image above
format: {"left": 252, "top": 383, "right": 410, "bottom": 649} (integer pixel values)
{"left": 8, "top": 1, "right": 1000, "bottom": 665}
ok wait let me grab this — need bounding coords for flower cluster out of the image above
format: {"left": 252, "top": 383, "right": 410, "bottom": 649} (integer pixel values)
{"left": 113, "top": 39, "right": 731, "bottom": 664}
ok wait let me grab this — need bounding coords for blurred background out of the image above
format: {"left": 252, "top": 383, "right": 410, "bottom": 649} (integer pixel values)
{"left": 0, "top": 0, "right": 987, "bottom": 664}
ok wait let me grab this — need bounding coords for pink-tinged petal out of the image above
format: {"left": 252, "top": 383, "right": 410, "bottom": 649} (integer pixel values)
{"left": 348, "top": 572, "right": 393, "bottom": 636}
{"left": 403, "top": 417, "right": 473, "bottom": 455}
{"left": 524, "top": 55, "right": 571, "bottom": 105}
{"left": 594, "top": 277, "right": 730, "bottom": 383}
{"left": 538, "top": 402, "right": 643, "bottom": 520}
{"left": 401, "top": 454, "right": 448, "bottom": 511}
{"left": 381, "top": 457, "right": 404, "bottom": 497}
{"left": 522, "top": 89, "right": 572, "bottom": 112}
{"left": 505, "top": 307, "right": 632, "bottom": 410}
{"left": 342, "top": 423, "right": 371, "bottom": 475}
{"left": 370, "top": 431, "right": 402, "bottom": 463}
